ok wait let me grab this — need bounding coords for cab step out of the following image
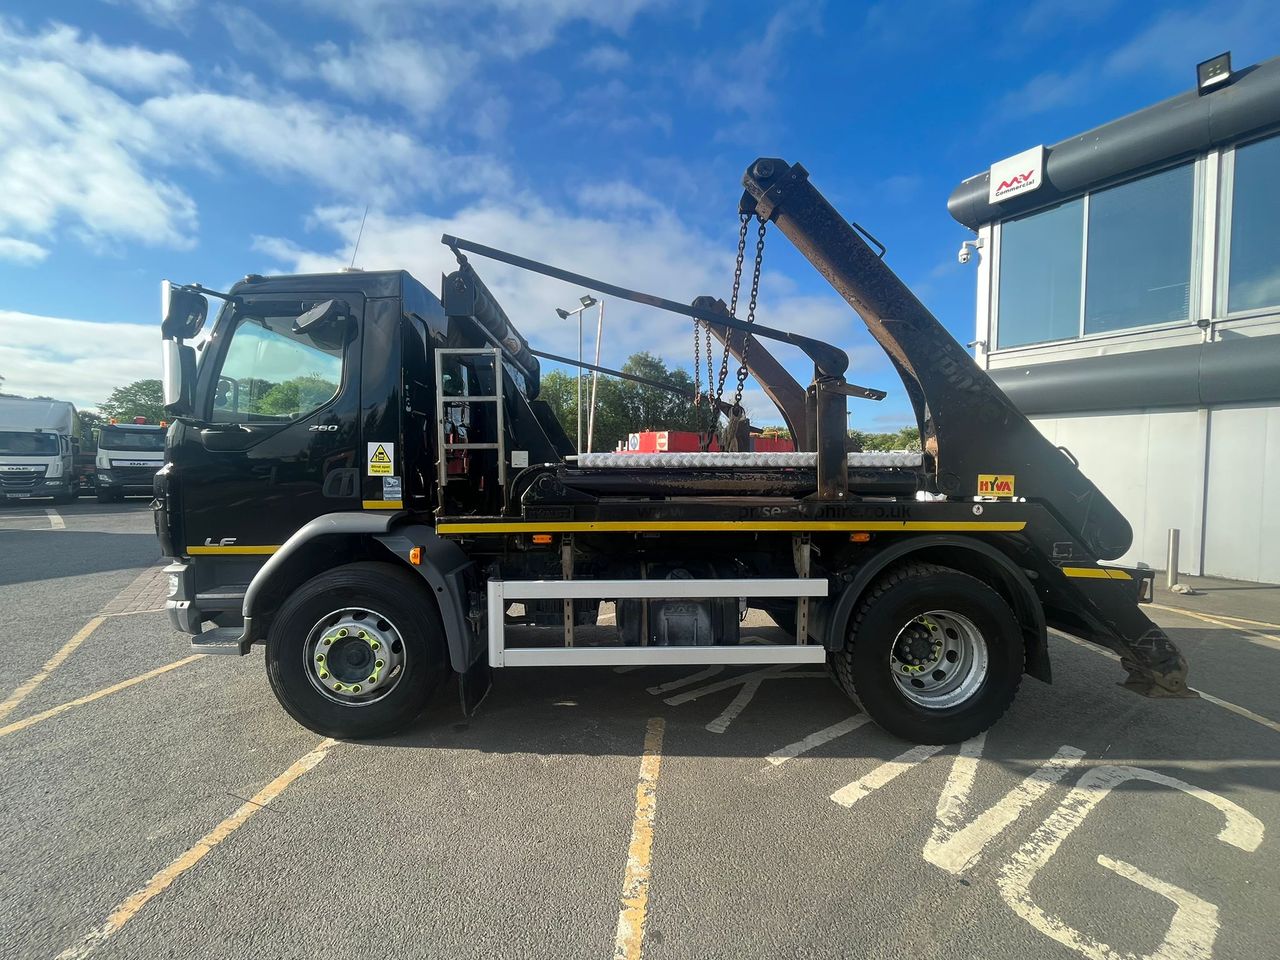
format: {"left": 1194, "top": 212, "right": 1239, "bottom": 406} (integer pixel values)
{"left": 190, "top": 627, "right": 252, "bottom": 656}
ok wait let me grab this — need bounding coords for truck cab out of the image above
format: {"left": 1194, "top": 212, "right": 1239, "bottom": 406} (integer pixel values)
{"left": 0, "top": 398, "right": 82, "bottom": 503}
{"left": 96, "top": 419, "right": 166, "bottom": 502}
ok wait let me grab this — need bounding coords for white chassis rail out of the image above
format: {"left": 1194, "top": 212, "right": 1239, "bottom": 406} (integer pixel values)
{"left": 487, "top": 578, "right": 829, "bottom": 668}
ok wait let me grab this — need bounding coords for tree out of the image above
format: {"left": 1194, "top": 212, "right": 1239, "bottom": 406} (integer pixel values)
{"left": 848, "top": 425, "right": 921, "bottom": 451}
{"left": 540, "top": 352, "right": 716, "bottom": 451}
{"left": 254, "top": 375, "right": 338, "bottom": 416}
{"left": 99, "top": 379, "right": 165, "bottom": 424}
{"left": 78, "top": 410, "right": 105, "bottom": 446}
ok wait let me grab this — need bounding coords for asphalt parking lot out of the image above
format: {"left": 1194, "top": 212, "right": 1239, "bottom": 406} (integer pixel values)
{"left": 1, "top": 499, "right": 1277, "bottom": 960}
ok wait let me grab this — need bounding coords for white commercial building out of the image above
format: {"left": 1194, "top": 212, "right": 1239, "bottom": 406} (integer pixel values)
{"left": 950, "top": 54, "right": 1280, "bottom": 583}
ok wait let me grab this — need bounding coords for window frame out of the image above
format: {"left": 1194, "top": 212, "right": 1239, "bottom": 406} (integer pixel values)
{"left": 1216, "top": 127, "right": 1280, "bottom": 321}
{"left": 196, "top": 292, "right": 355, "bottom": 426}
{"left": 990, "top": 156, "right": 1205, "bottom": 354}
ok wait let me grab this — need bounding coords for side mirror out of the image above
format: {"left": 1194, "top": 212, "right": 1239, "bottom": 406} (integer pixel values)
{"left": 162, "top": 340, "right": 198, "bottom": 416}
{"left": 161, "top": 280, "right": 208, "bottom": 340}
{"left": 293, "top": 299, "right": 350, "bottom": 350}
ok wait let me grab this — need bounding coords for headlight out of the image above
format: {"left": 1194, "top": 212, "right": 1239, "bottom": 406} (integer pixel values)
{"left": 97, "top": 471, "right": 113, "bottom": 482}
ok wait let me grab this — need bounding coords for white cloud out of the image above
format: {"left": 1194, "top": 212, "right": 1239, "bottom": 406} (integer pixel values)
{"left": 0, "top": 312, "right": 159, "bottom": 410}
{"left": 0, "top": 19, "right": 190, "bottom": 92}
{"left": 0, "top": 57, "right": 198, "bottom": 248}
{"left": 250, "top": 193, "right": 897, "bottom": 429}
{"left": 111, "top": 0, "right": 198, "bottom": 26}
{"left": 581, "top": 44, "right": 631, "bottom": 71}
{"left": 0, "top": 238, "right": 50, "bottom": 264}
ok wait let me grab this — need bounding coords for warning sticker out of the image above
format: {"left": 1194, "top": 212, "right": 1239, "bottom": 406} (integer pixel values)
{"left": 382, "top": 476, "right": 402, "bottom": 501}
{"left": 367, "top": 442, "right": 394, "bottom": 476}
{"left": 977, "top": 474, "right": 1015, "bottom": 497}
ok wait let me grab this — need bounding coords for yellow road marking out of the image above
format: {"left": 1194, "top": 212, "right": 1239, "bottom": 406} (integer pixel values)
{"left": 0, "top": 656, "right": 204, "bottom": 740}
{"left": 186, "top": 544, "right": 279, "bottom": 555}
{"left": 614, "top": 717, "right": 665, "bottom": 960}
{"left": 1148, "top": 603, "right": 1280, "bottom": 651}
{"left": 0, "top": 617, "right": 104, "bottom": 723}
{"left": 55, "top": 738, "right": 336, "bottom": 960}
{"left": 1060, "top": 566, "right": 1132, "bottom": 580}
{"left": 439, "top": 520, "right": 1027, "bottom": 535}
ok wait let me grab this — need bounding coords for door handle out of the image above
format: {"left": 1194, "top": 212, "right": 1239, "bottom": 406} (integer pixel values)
{"left": 323, "top": 468, "right": 359, "bottom": 498}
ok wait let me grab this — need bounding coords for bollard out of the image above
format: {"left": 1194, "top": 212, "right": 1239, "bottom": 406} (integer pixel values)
{"left": 1167, "top": 528, "right": 1180, "bottom": 589}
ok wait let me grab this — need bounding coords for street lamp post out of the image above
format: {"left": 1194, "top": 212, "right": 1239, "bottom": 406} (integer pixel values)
{"left": 555, "top": 295, "right": 598, "bottom": 454}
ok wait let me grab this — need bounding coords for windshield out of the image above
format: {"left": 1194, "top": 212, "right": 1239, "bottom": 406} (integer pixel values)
{"left": 99, "top": 428, "right": 165, "bottom": 451}
{"left": 206, "top": 300, "right": 345, "bottom": 423}
{"left": 0, "top": 431, "right": 59, "bottom": 456}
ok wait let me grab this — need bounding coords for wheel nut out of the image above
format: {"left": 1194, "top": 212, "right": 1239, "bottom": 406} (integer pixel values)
{"left": 370, "top": 640, "right": 380, "bottom": 651}
{"left": 375, "top": 660, "right": 384, "bottom": 669}
{"left": 351, "top": 685, "right": 361, "bottom": 693}
{"left": 333, "top": 682, "right": 344, "bottom": 690}
{"left": 319, "top": 670, "right": 329, "bottom": 679}
{"left": 367, "top": 675, "right": 377, "bottom": 683}
{"left": 316, "top": 654, "right": 325, "bottom": 662}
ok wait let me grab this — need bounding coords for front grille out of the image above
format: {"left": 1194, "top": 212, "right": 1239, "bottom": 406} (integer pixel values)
{"left": 0, "top": 468, "right": 46, "bottom": 491}
{"left": 114, "top": 466, "right": 160, "bottom": 484}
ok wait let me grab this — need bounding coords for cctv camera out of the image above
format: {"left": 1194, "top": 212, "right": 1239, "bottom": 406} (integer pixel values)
{"left": 957, "top": 238, "right": 983, "bottom": 265}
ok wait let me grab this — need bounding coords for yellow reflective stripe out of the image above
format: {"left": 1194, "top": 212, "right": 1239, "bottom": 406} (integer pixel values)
{"left": 1061, "top": 566, "right": 1133, "bottom": 580}
{"left": 435, "top": 520, "right": 1027, "bottom": 534}
{"left": 186, "top": 545, "right": 279, "bottom": 555}
{"left": 362, "top": 500, "right": 404, "bottom": 510}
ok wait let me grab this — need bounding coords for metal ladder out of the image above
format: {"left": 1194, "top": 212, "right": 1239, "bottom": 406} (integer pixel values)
{"left": 434, "top": 347, "right": 507, "bottom": 506}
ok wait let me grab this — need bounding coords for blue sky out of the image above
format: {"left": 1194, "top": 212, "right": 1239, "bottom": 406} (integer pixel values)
{"left": 1, "top": 0, "right": 1277, "bottom": 429}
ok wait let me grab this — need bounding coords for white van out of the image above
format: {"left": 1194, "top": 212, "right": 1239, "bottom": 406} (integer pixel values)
{"left": 0, "top": 398, "right": 81, "bottom": 503}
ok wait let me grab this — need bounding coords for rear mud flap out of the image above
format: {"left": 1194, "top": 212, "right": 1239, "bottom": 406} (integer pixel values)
{"left": 458, "top": 657, "right": 493, "bottom": 716}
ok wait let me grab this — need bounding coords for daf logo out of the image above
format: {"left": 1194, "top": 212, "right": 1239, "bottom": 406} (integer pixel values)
{"left": 205, "top": 537, "right": 237, "bottom": 546}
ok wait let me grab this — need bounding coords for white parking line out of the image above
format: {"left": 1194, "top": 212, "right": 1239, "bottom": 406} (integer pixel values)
{"left": 45, "top": 508, "right": 65, "bottom": 530}
{"left": 831, "top": 743, "right": 945, "bottom": 807}
{"left": 766, "top": 715, "right": 870, "bottom": 766}
{"left": 1054, "top": 631, "right": 1280, "bottom": 736}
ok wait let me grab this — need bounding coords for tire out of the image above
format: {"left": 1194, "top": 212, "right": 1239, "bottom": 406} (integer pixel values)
{"left": 833, "top": 562, "right": 1023, "bottom": 744}
{"left": 266, "top": 562, "right": 448, "bottom": 739}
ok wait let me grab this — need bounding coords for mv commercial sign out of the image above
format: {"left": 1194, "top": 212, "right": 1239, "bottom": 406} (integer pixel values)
{"left": 988, "top": 145, "right": 1046, "bottom": 204}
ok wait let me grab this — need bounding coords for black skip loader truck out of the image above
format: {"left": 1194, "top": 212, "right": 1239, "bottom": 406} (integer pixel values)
{"left": 155, "top": 158, "right": 1191, "bottom": 742}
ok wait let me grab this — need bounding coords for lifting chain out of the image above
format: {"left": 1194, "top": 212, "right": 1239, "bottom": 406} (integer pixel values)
{"left": 711, "top": 212, "right": 752, "bottom": 410}
{"left": 730, "top": 216, "right": 767, "bottom": 416}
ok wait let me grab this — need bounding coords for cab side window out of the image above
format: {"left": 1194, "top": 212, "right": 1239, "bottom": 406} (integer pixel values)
{"left": 210, "top": 313, "right": 344, "bottom": 423}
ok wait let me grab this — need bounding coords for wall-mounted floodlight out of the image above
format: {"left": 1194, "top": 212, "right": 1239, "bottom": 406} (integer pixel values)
{"left": 580, "top": 295, "right": 598, "bottom": 308}
{"left": 1197, "top": 52, "right": 1232, "bottom": 95}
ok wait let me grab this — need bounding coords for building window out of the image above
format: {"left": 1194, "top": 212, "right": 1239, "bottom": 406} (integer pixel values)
{"left": 1084, "top": 163, "right": 1195, "bottom": 334}
{"left": 1227, "top": 134, "right": 1280, "bottom": 314}
{"left": 996, "top": 199, "right": 1083, "bottom": 348}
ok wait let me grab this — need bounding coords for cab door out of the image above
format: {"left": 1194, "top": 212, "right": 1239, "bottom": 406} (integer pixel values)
{"left": 175, "top": 292, "right": 363, "bottom": 556}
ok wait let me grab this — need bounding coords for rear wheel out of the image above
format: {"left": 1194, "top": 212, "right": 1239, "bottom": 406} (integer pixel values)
{"left": 266, "top": 562, "right": 447, "bottom": 739}
{"left": 833, "top": 562, "right": 1024, "bottom": 743}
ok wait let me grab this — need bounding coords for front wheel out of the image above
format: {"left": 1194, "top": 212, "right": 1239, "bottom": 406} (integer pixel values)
{"left": 266, "top": 562, "right": 448, "bottom": 739}
{"left": 833, "top": 562, "right": 1024, "bottom": 744}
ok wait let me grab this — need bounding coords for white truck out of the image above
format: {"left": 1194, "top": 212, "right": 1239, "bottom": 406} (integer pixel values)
{"left": 0, "top": 398, "right": 82, "bottom": 503}
{"left": 95, "top": 419, "right": 166, "bottom": 502}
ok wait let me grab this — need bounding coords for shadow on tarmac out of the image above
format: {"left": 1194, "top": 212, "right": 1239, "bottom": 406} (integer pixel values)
{"left": 363, "top": 626, "right": 1279, "bottom": 797}
{"left": 0, "top": 529, "right": 159, "bottom": 585}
